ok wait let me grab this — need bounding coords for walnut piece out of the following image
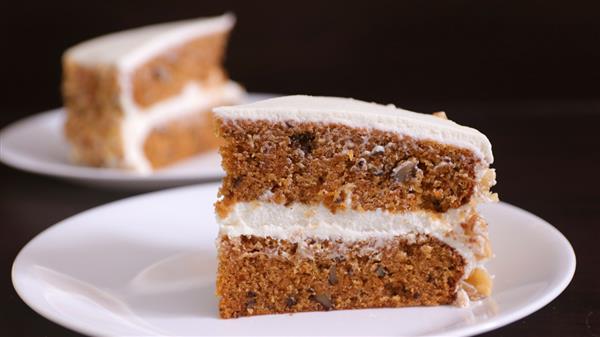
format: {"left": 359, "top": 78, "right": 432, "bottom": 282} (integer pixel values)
{"left": 464, "top": 267, "right": 492, "bottom": 299}
{"left": 432, "top": 111, "right": 448, "bottom": 119}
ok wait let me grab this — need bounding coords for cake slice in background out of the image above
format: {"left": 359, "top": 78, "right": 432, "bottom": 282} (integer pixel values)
{"left": 62, "top": 13, "right": 245, "bottom": 173}
{"left": 213, "top": 95, "right": 497, "bottom": 318}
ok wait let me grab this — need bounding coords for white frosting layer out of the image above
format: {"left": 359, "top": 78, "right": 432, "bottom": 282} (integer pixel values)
{"left": 120, "top": 81, "right": 245, "bottom": 172}
{"left": 218, "top": 201, "right": 486, "bottom": 276}
{"left": 219, "top": 201, "right": 461, "bottom": 241}
{"left": 214, "top": 95, "right": 493, "bottom": 164}
{"left": 65, "top": 13, "right": 234, "bottom": 71}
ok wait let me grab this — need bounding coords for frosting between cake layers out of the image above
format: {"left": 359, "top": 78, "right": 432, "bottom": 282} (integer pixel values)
{"left": 217, "top": 201, "right": 488, "bottom": 277}
{"left": 65, "top": 13, "right": 235, "bottom": 72}
{"left": 214, "top": 95, "right": 494, "bottom": 164}
{"left": 219, "top": 201, "right": 469, "bottom": 241}
{"left": 118, "top": 81, "right": 244, "bottom": 172}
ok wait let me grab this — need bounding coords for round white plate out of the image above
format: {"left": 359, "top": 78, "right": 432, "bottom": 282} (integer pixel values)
{"left": 12, "top": 184, "right": 575, "bottom": 336}
{"left": 0, "top": 93, "right": 275, "bottom": 191}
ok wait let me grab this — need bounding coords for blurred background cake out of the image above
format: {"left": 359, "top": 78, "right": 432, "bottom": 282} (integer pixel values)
{"left": 62, "top": 13, "right": 245, "bottom": 173}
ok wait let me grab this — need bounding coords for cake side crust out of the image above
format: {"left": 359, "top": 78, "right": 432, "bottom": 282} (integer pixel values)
{"left": 63, "top": 60, "right": 125, "bottom": 167}
{"left": 217, "top": 234, "right": 466, "bottom": 318}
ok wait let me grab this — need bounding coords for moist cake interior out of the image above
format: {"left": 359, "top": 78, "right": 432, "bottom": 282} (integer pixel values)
{"left": 218, "top": 235, "right": 465, "bottom": 318}
{"left": 216, "top": 119, "right": 482, "bottom": 217}
{"left": 214, "top": 95, "right": 496, "bottom": 318}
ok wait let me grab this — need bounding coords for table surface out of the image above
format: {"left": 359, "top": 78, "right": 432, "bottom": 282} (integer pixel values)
{"left": 2, "top": 100, "right": 599, "bottom": 336}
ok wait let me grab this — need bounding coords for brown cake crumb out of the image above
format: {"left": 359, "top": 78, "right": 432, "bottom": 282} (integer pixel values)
{"left": 143, "top": 109, "right": 225, "bottom": 169}
{"left": 216, "top": 234, "right": 466, "bottom": 318}
{"left": 216, "top": 119, "right": 481, "bottom": 217}
{"left": 131, "top": 32, "right": 229, "bottom": 108}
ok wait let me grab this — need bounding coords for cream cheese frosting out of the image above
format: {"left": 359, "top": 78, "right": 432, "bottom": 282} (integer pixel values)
{"left": 218, "top": 201, "right": 469, "bottom": 241}
{"left": 214, "top": 95, "right": 493, "bottom": 164}
{"left": 65, "top": 13, "right": 235, "bottom": 72}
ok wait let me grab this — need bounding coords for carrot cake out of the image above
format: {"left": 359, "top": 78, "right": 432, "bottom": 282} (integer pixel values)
{"left": 62, "top": 13, "right": 245, "bottom": 173}
{"left": 213, "top": 95, "right": 497, "bottom": 318}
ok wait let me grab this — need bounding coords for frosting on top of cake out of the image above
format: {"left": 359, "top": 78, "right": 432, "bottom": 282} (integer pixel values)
{"left": 214, "top": 95, "right": 494, "bottom": 163}
{"left": 65, "top": 13, "right": 234, "bottom": 71}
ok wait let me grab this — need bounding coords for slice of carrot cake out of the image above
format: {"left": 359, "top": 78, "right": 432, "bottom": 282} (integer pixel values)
{"left": 63, "top": 13, "right": 245, "bottom": 173}
{"left": 213, "top": 95, "right": 497, "bottom": 318}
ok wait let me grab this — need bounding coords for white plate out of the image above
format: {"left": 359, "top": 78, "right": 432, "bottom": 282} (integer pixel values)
{"left": 0, "top": 93, "right": 275, "bottom": 190}
{"left": 12, "top": 183, "right": 575, "bottom": 336}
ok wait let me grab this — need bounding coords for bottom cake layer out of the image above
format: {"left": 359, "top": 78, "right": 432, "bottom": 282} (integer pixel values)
{"left": 67, "top": 108, "right": 219, "bottom": 170}
{"left": 216, "top": 234, "right": 485, "bottom": 319}
{"left": 143, "top": 109, "right": 219, "bottom": 169}
{"left": 65, "top": 81, "right": 244, "bottom": 172}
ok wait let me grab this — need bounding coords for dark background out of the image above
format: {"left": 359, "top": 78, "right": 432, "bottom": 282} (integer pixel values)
{"left": 1, "top": 0, "right": 600, "bottom": 121}
{"left": 1, "top": 1, "right": 599, "bottom": 336}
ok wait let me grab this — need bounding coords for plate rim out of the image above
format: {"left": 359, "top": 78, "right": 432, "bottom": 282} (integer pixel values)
{"left": 11, "top": 183, "right": 576, "bottom": 336}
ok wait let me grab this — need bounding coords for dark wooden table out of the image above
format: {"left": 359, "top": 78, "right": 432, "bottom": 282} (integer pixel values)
{"left": 2, "top": 100, "right": 599, "bottom": 336}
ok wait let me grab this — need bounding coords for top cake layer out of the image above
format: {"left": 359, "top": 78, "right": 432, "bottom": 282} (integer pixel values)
{"left": 214, "top": 95, "right": 493, "bottom": 164}
{"left": 65, "top": 13, "right": 234, "bottom": 72}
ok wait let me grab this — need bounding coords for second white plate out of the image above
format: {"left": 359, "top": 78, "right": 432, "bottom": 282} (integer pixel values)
{"left": 12, "top": 183, "right": 576, "bottom": 336}
{"left": 0, "top": 93, "right": 275, "bottom": 190}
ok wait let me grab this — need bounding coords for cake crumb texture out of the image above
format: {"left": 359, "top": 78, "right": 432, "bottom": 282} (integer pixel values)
{"left": 131, "top": 32, "right": 229, "bottom": 108}
{"left": 216, "top": 234, "right": 465, "bottom": 318}
{"left": 143, "top": 109, "right": 220, "bottom": 168}
{"left": 216, "top": 119, "right": 482, "bottom": 217}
